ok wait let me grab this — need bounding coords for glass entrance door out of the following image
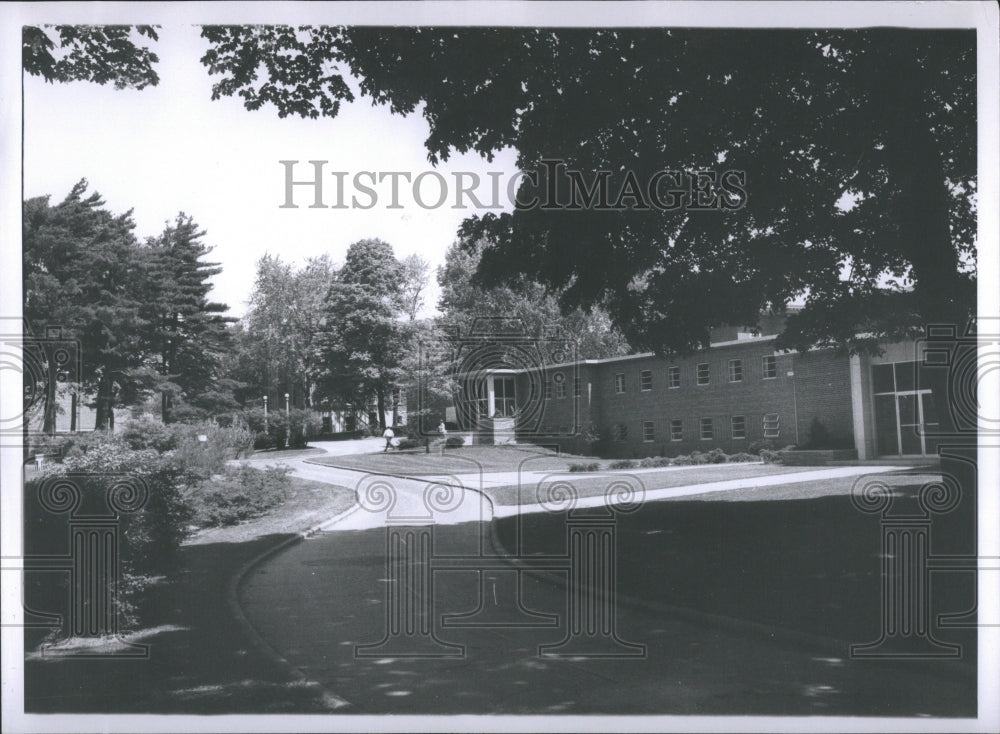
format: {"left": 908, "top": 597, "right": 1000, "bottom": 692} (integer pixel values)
{"left": 873, "top": 389, "right": 937, "bottom": 456}
{"left": 871, "top": 361, "right": 939, "bottom": 457}
{"left": 897, "top": 393, "right": 923, "bottom": 455}
{"left": 874, "top": 394, "right": 900, "bottom": 456}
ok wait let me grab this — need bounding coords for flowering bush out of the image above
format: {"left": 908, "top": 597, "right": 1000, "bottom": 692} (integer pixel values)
{"left": 185, "top": 464, "right": 292, "bottom": 527}
{"left": 25, "top": 437, "right": 192, "bottom": 633}
{"left": 240, "top": 407, "right": 322, "bottom": 448}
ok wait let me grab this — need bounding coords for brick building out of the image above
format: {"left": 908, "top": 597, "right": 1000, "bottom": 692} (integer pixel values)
{"left": 456, "top": 321, "right": 941, "bottom": 460}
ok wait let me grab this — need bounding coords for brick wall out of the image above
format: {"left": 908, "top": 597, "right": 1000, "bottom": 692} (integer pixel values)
{"left": 518, "top": 340, "right": 855, "bottom": 459}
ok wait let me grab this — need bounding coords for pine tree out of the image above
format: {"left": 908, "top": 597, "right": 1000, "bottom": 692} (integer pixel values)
{"left": 137, "top": 214, "right": 234, "bottom": 422}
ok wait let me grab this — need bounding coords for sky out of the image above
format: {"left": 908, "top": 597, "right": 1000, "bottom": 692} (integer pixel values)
{"left": 23, "top": 24, "right": 520, "bottom": 318}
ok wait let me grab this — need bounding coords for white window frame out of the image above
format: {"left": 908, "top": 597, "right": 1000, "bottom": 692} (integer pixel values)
{"left": 614, "top": 373, "right": 626, "bottom": 394}
{"left": 763, "top": 413, "right": 780, "bottom": 439}
{"left": 667, "top": 366, "right": 680, "bottom": 389}
{"left": 696, "top": 363, "right": 710, "bottom": 386}
{"left": 670, "top": 420, "right": 683, "bottom": 441}
{"left": 731, "top": 415, "right": 746, "bottom": 440}
{"left": 728, "top": 359, "right": 743, "bottom": 383}
{"left": 640, "top": 369, "right": 653, "bottom": 391}
{"left": 642, "top": 420, "right": 655, "bottom": 442}
{"left": 762, "top": 355, "right": 777, "bottom": 380}
{"left": 700, "top": 417, "right": 714, "bottom": 440}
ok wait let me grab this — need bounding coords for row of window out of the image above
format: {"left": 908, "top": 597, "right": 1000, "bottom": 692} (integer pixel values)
{"left": 614, "top": 413, "right": 781, "bottom": 442}
{"left": 543, "top": 374, "right": 582, "bottom": 399}
{"left": 612, "top": 355, "right": 778, "bottom": 394}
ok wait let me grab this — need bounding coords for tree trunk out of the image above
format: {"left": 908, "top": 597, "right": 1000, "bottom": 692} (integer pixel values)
{"left": 94, "top": 373, "right": 112, "bottom": 431}
{"left": 377, "top": 387, "right": 387, "bottom": 431}
{"left": 877, "top": 51, "right": 978, "bottom": 578}
{"left": 42, "top": 349, "right": 57, "bottom": 434}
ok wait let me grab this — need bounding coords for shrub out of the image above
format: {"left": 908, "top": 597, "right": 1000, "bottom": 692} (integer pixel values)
{"left": 159, "top": 422, "right": 238, "bottom": 483}
{"left": 444, "top": 435, "right": 466, "bottom": 448}
{"left": 120, "top": 416, "right": 177, "bottom": 452}
{"left": 186, "top": 464, "right": 292, "bottom": 527}
{"left": 253, "top": 431, "right": 278, "bottom": 450}
{"left": 25, "top": 437, "right": 193, "bottom": 632}
{"left": 688, "top": 451, "right": 710, "bottom": 465}
{"left": 639, "top": 456, "right": 673, "bottom": 468}
{"left": 240, "top": 407, "right": 323, "bottom": 449}
{"left": 727, "top": 451, "right": 760, "bottom": 463}
{"left": 760, "top": 448, "right": 785, "bottom": 464}
{"left": 747, "top": 439, "right": 777, "bottom": 456}
{"left": 396, "top": 437, "right": 421, "bottom": 450}
{"left": 568, "top": 462, "right": 600, "bottom": 472}
{"left": 705, "top": 448, "right": 728, "bottom": 464}
{"left": 804, "top": 416, "right": 830, "bottom": 449}
{"left": 607, "top": 459, "right": 637, "bottom": 469}
{"left": 672, "top": 454, "right": 694, "bottom": 465}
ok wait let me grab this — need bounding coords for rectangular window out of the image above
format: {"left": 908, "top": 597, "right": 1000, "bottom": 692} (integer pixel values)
{"left": 573, "top": 376, "right": 581, "bottom": 397}
{"left": 640, "top": 369, "right": 653, "bottom": 391}
{"left": 762, "top": 355, "right": 777, "bottom": 379}
{"left": 670, "top": 419, "right": 683, "bottom": 441}
{"left": 613, "top": 423, "right": 628, "bottom": 441}
{"left": 614, "top": 373, "right": 625, "bottom": 393}
{"left": 700, "top": 417, "right": 714, "bottom": 440}
{"left": 731, "top": 415, "right": 746, "bottom": 440}
{"left": 697, "top": 363, "right": 710, "bottom": 386}
{"left": 728, "top": 359, "right": 743, "bottom": 383}
{"left": 495, "top": 376, "right": 516, "bottom": 417}
{"left": 554, "top": 375, "right": 567, "bottom": 399}
{"left": 763, "top": 413, "right": 780, "bottom": 439}
{"left": 544, "top": 379, "right": 552, "bottom": 400}
{"left": 872, "top": 364, "right": 895, "bottom": 394}
{"left": 642, "top": 421, "right": 655, "bottom": 442}
{"left": 667, "top": 366, "right": 680, "bottom": 389}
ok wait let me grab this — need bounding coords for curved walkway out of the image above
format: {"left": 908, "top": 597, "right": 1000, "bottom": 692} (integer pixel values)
{"left": 234, "top": 443, "right": 972, "bottom": 715}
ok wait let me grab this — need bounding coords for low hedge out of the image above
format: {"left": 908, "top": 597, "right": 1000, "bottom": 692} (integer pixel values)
{"left": 185, "top": 464, "right": 292, "bottom": 527}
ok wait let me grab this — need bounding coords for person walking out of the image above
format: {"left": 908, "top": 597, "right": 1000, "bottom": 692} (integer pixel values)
{"left": 382, "top": 425, "right": 395, "bottom": 452}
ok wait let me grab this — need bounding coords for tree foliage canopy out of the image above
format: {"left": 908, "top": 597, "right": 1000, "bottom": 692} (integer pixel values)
{"left": 195, "top": 26, "right": 976, "bottom": 354}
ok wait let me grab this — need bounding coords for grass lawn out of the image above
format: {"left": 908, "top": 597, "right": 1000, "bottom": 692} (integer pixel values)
{"left": 246, "top": 446, "right": 326, "bottom": 461}
{"left": 483, "top": 463, "right": 810, "bottom": 506}
{"left": 309, "top": 443, "right": 600, "bottom": 475}
{"left": 24, "top": 476, "right": 355, "bottom": 713}
{"left": 496, "top": 469, "right": 977, "bottom": 663}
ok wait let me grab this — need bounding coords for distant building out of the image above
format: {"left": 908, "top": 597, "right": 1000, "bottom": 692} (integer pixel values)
{"left": 455, "top": 317, "right": 942, "bottom": 460}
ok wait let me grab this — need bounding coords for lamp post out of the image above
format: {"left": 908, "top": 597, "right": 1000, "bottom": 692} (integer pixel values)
{"left": 263, "top": 395, "right": 268, "bottom": 434}
{"left": 787, "top": 369, "right": 800, "bottom": 445}
{"left": 285, "top": 392, "right": 291, "bottom": 448}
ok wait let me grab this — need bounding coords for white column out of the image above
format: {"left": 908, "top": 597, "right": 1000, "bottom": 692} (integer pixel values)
{"left": 487, "top": 374, "right": 496, "bottom": 419}
{"left": 849, "top": 355, "right": 868, "bottom": 460}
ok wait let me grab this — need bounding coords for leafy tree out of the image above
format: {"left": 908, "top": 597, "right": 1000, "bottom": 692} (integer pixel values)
{"left": 195, "top": 26, "right": 974, "bottom": 353}
{"left": 23, "top": 25, "right": 160, "bottom": 89}
{"left": 400, "top": 253, "right": 431, "bottom": 321}
{"left": 315, "top": 239, "right": 406, "bottom": 431}
{"left": 135, "top": 214, "right": 235, "bottom": 422}
{"left": 234, "top": 253, "right": 336, "bottom": 409}
{"left": 23, "top": 180, "right": 147, "bottom": 431}
{"left": 437, "top": 237, "right": 630, "bottom": 360}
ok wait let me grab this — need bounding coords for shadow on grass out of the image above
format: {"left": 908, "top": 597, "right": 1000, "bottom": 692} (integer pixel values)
{"left": 24, "top": 534, "right": 337, "bottom": 713}
{"left": 496, "top": 482, "right": 978, "bottom": 666}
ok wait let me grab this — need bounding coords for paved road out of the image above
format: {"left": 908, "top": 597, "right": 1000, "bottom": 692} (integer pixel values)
{"left": 236, "top": 450, "right": 975, "bottom": 715}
